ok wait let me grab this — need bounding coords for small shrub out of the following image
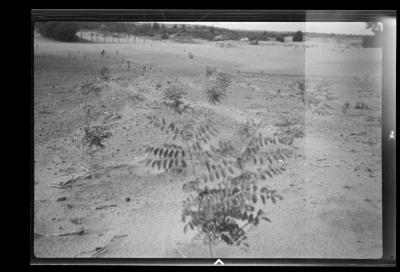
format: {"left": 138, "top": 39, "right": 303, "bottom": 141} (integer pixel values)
{"left": 162, "top": 85, "right": 190, "bottom": 114}
{"left": 296, "top": 79, "right": 306, "bottom": 92}
{"left": 205, "top": 72, "right": 232, "bottom": 104}
{"left": 238, "top": 119, "right": 263, "bottom": 138}
{"left": 354, "top": 101, "right": 369, "bottom": 110}
{"left": 129, "top": 93, "right": 145, "bottom": 104}
{"left": 276, "top": 36, "right": 284, "bottom": 42}
{"left": 80, "top": 79, "right": 102, "bottom": 96}
{"left": 99, "top": 67, "right": 111, "bottom": 80}
{"left": 206, "top": 66, "right": 216, "bottom": 78}
{"left": 82, "top": 126, "right": 112, "bottom": 152}
{"left": 342, "top": 101, "right": 350, "bottom": 114}
{"left": 144, "top": 111, "right": 295, "bottom": 256}
{"left": 82, "top": 125, "right": 112, "bottom": 178}
{"left": 206, "top": 85, "right": 226, "bottom": 104}
{"left": 80, "top": 102, "right": 112, "bottom": 178}
{"left": 216, "top": 72, "right": 231, "bottom": 90}
{"left": 249, "top": 40, "right": 258, "bottom": 45}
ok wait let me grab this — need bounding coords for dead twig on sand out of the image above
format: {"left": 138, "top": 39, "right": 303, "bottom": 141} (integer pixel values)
{"left": 75, "top": 234, "right": 128, "bottom": 258}
{"left": 90, "top": 204, "right": 117, "bottom": 210}
{"left": 36, "top": 226, "right": 85, "bottom": 238}
{"left": 48, "top": 168, "right": 90, "bottom": 188}
{"left": 48, "top": 165, "right": 129, "bottom": 189}
{"left": 175, "top": 245, "right": 186, "bottom": 258}
{"left": 91, "top": 247, "right": 108, "bottom": 258}
{"left": 359, "top": 175, "right": 371, "bottom": 179}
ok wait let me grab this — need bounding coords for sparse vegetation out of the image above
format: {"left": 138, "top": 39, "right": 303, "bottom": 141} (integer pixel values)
{"left": 82, "top": 124, "right": 112, "bottom": 178}
{"left": 34, "top": 21, "right": 383, "bottom": 258}
{"left": 362, "top": 22, "right": 383, "bottom": 48}
{"left": 290, "top": 79, "right": 334, "bottom": 116}
{"left": 206, "top": 85, "right": 226, "bottom": 104}
{"left": 128, "top": 93, "right": 146, "bottom": 104}
{"left": 354, "top": 101, "right": 369, "bottom": 110}
{"left": 216, "top": 72, "right": 232, "bottom": 91}
{"left": 99, "top": 67, "right": 111, "bottom": 80}
{"left": 162, "top": 85, "right": 191, "bottom": 114}
{"left": 80, "top": 79, "right": 102, "bottom": 96}
{"left": 342, "top": 101, "right": 350, "bottom": 114}
{"left": 205, "top": 72, "right": 232, "bottom": 104}
{"left": 79, "top": 80, "right": 112, "bottom": 179}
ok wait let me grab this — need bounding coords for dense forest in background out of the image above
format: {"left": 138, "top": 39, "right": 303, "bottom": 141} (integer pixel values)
{"left": 35, "top": 21, "right": 372, "bottom": 43}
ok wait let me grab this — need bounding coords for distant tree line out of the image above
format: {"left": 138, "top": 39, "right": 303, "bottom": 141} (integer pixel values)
{"left": 36, "top": 22, "right": 80, "bottom": 42}
{"left": 36, "top": 21, "right": 309, "bottom": 43}
{"left": 41, "top": 21, "right": 375, "bottom": 45}
{"left": 362, "top": 22, "right": 382, "bottom": 48}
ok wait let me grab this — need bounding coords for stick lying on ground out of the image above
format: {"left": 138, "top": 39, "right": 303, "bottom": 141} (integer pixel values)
{"left": 90, "top": 204, "right": 117, "bottom": 210}
{"left": 35, "top": 226, "right": 85, "bottom": 238}
{"left": 74, "top": 234, "right": 128, "bottom": 258}
{"left": 48, "top": 164, "right": 132, "bottom": 189}
{"left": 48, "top": 168, "right": 90, "bottom": 188}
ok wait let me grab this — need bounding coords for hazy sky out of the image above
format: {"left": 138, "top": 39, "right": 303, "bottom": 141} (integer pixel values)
{"left": 163, "top": 22, "right": 373, "bottom": 35}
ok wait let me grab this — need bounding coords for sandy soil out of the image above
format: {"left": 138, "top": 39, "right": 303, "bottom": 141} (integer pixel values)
{"left": 33, "top": 33, "right": 382, "bottom": 258}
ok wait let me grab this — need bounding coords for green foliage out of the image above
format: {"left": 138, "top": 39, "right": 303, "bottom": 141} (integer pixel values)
{"left": 79, "top": 78, "right": 111, "bottom": 178}
{"left": 362, "top": 35, "right": 382, "bottom": 48}
{"left": 143, "top": 103, "right": 296, "bottom": 255}
{"left": 182, "top": 181, "right": 282, "bottom": 248}
{"left": 249, "top": 40, "right": 259, "bottom": 45}
{"left": 162, "top": 85, "right": 191, "bottom": 114}
{"left": 188, "top": 29, "right": 215, "bottom": 40}
{"left": 290, "top": 79, "right": 335, "bottom": 116}
{"left": 342, "top": 101, "right": 350, "bottom": 114}
{"left": 205, "top": 72, "right": 232, "bottom": 104}
{"left": 99, "top": 67, "right": 111, "bottom": 80}
{"left": 82, "top": 126, "right": 112, "bottom": 153}
{"left": 134, "top": 23, "right": 152, "bottom": 35}
{"left": 36, "top": 22, "right": 80, "bottom": 42}
{"left": 354, "top": 101, "right": 369, "bottom": 110}
{"left": 365, "top": 22, "right": 382, "bottom": 34}
{"left": 206, "top": 85, "right": 226, "bottom": 104}
{"left": 292, "top": 31, "right": 304, "bottom": 42}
